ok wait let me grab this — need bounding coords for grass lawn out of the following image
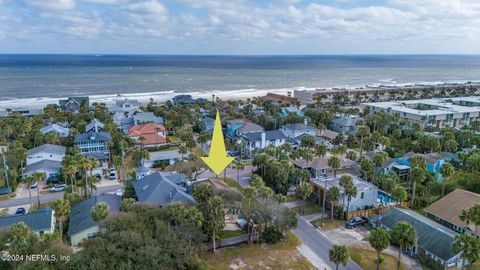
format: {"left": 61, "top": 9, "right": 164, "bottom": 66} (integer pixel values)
{"left": 220, "top": 229, "right": 245, "bottom": 239}
{"left": 310, "top": 218, "right": 345, "bottom": 230}
{"left": 292, "top": 202, "right": 322, "bottom": 216}
{"left": 348, "top": 245, "right": 408, "bottom": 270}
{"left": 167, "top": 135, "right": 181, "bottom": 143}
{"left": 223, "top": 177, "right": 244, "bottom": 193}
{"left": 202, "top": 231, "right": 314, "bottom": 270}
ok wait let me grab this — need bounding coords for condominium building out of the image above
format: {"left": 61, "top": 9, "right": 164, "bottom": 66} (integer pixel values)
{"left": 362, "top": 96, "right": 480, "bottom": 129}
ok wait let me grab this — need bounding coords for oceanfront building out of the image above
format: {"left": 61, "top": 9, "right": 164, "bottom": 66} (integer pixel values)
{"left": 362, "top": 96, "right": 480, "bottom": 129}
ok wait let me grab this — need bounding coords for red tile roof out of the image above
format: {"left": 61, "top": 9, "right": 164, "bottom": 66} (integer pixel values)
{"left": 128, "top": 123, "right": 167, "bottom": 145}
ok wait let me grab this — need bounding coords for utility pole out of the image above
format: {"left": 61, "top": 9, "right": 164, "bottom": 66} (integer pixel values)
{"left": 1, "top": 152, "right": 10, "bottom": 192}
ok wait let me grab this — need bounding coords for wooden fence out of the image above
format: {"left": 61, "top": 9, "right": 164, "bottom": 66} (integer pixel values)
{"left": 207, "top": 232, "right": 259, "bottom": 250}
{"left": 346, "top": 202, "right": 410, "bottom": 220}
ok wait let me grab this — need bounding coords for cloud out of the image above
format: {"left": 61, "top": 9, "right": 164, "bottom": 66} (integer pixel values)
{"left": 24, "top": 0, "right": 75, "bottom": 10}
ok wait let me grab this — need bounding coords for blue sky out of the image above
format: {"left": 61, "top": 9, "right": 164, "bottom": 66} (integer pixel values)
{"left": 0, "top": 0, "right": 479, "bottom": 54}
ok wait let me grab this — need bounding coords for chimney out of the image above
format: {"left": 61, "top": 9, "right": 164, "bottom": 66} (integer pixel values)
{"left": 261, "top": 132, "right": 266, "bottom": 148}
{"left": 287, "top": 91, "right": 292, "bottom": 97}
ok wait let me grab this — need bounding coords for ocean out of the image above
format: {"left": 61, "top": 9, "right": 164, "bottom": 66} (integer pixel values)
{"left": 0, "top": 54, "right": 480, "bottom": 109}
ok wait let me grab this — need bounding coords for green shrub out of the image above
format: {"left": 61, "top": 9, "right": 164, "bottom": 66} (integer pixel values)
{"left": 262, "top": 227, "right": 284, "bottom": 244}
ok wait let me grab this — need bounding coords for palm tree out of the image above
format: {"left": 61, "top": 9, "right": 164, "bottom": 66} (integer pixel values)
{"left": 91, "top": 202, "right": 109, "bottom": 222}
{"left": 345, "top": 183, "right": 357, "bottom": 213}
{"left": 298, "top": 181, "right": 313, "bottom": 214}
{"left": 410, "top": 167, "right": 426, "bottom": 208}
{"left": 9, "top": 222, "right": 31, "bottom": 243}
{"left": 328, "top": 155, "right": 341, "bottom": 178}
{"left": 390, "top": 221, "right": 416, "bottom": 270}
{"left": 327, "top": 186, "right": 340, "bottom": 221}
{"left": 452, "top": 233, "right": 480, "bottom": 270}
{"left": 369, "top": 228, "right": 390, "bottom": 270}
{"left": 141, "top": 149, "right": 150, "bottom": 166}
{"left": 192, "top": 183, "right": 214, "bottom": 204}
{"left": 329, "top": 244, "right": 349, "bottom": 270}
{"left": 231, "top": 160, "right": 245, "bottom": 184}
{"left": 372, "top": 152, "right": 388, "bottom": 183}
{"left": 339, "top": 175, "right": 353, "bottom": 211}
{"left": 63, "top": 163, "right": 78, "bottom": 193}
{"left": 470, "top": 204, "right": 480, "bottom": 235}
{"left": 32, "top": 172, "right": 45, "bottom": 207}
{"left": 274, "top": 193, "right": 287, "bottom": 231}
{"left": 120, "top": 198, "right": 136, "bottom": 212}
{"left": 80, "top": 156, "right": 98, "bottom": 197}
{"left": 259, "top": 185, "right": 274, "bottom": 208}
{"left": 315, "top": 144, "right": 328, "bottom": 159}
{"left": 391, "top": 185, "right": 407, "bottom": 206}
{"left": 357, "top": 125, "right": 371, "bottom": 157}
{"left": 206, "top": 196, "right": 225, "bottom": 253}
{"left": 52, "top": 199, "right": 70, "bottom": 239}
{"left": 440, "top": 162, "right": 455, "bottom": 196}
{"left": 460, "top": 208, "right": 474, "bottom": 233}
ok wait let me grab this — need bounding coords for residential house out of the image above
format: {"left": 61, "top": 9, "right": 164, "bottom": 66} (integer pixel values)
{"left": 24, "top": 144, "right": 66, "bottom": 181}
{"left": 241, "top": 130, "right": 287, "bottom": 158}
{"left": 383, "top": 158, "right": 410, "bottom": 181}
{"left": 85, "top": 119, "right": 105, "bottom": 133}
{"left": 74, "top": 131, "right": 112, "bottom": 166}
{"left": 260, "top": 92, "right": 299, "bottom": 106}
{"left": 381, "top": 207, "right": 461, "bottom": 269}
{"left": 40, "top": 122, "right": 70, "bottom": 138}
{"left": 310, "top": 174, "right": 378, "bottom": 212}
{"left": 279, "top": 106, "right": 304, "bottom": 117}
{"left": 59, "top": 97, "right": 89, "bottom": 113}
{"left": 133, "top": 112, "right": 164, "bottom": 125}
{"left": 317, "top": 129, "right": 340, "bottom": 143}
{"left": 67, "top": 194, "right": 121, "bottom": 246}
{"left": 281, "top": 120, "right": 317, "bottom": 140}
{"left": 143, "top": 149, "right": 186, "bottom": 168}
{"left": 199, "top": 117, "right": 215, "bottom": 134}
{"left": 226, "top": 119, "right": 264, "bottom": 138}
{"left": 172, "top": 95, "right": 196, "bottom": 105}
{"left": 425, "top": 189, "right": 480, "bottom": 234}
{"left": 8, "top": 108, "right": 43, "bottom": 117}
{"left": 329, "top": 116, "right": 360, "bottom": 135}
{"left": 0, "top": 208, "right": 55, "bottom": 235}
{"left": 127, "top": 123, "right": 167, "bottom": 148}
{"left": 135, "top": 165, "right": 153, "bottom": 180}
{"left": 108, "top": 99, "right": 140, "bottom": 115}
{"left": 293, "top": 156, "right": 358, "bottom": 178}
{"left": 133, "top": 172, "right": 195, "bottom": 207}
{"left": 397, "top": 152, "right": 445, "bottom": 179}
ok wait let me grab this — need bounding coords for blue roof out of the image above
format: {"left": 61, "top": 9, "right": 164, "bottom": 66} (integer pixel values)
{"left": 0, "top": 208, "right": 53, "bottom": 233}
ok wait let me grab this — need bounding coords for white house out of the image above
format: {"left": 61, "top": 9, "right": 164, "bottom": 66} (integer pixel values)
{"left": 310, "top": 174, "right": 378, "bottom": 212}
{"left": 280, "top": 120, "right": 317, "bottom": 140}
{"left": 40, "top": 123, "right": 70, "bottom": 138}
{"left": 24, "top": 144, "right": 66, "bottom": 181}
{"left": 241, "top": 130, "right": 287, "bottom": 158}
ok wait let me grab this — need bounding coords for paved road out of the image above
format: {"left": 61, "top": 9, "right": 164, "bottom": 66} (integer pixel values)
{"left": 294, "top": 215, "right": 363, "bottom": 270}
{"left": 0, "top": 184, "right": 123, "bottom": 209}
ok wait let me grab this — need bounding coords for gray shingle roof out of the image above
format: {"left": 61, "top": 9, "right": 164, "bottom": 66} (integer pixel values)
{"left": 237, "top": 122, "right": 264, "bottom": 133}
{"left": 27, "top": 144, "right": 66, "bottom": 156}
{"left": 85, "top": 119, "right": 105, "bottom": 132}
{"left": 67, "top": 194, "right": 121, "bottom": 236}
{"left": 282, "top": 123, "right": 317, "bottom": 131}
{"left": 24, "top": 160, "right": 62, "bottom": 174}
{"left": 331, "top": 116, "right": 359, "bottom": 127}
{"left": 74, "top": 131, "right": 112, "bottom": 143}
{"left": 0, "top": 208, "right": 53, "bottom": 233}
{"left": 133, "top": 112, "right": 164, "bottom": 124}
{"left": 133, "top": 172, "right": 195, "bottom": 207}
{"left": 243, "top": 130, "right": 286, "bottom": 142}
{"left": 381, "top": 207, "right": 458, "bottom": 261}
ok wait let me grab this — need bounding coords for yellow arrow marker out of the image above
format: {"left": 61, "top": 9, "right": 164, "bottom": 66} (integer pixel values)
{"left": 201, "top": 110, "right": 235, "bottom": 175}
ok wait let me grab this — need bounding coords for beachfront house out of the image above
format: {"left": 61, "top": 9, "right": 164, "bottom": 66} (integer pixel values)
{"left": 23, "top": 144, "right": 66, "bottom": 181}
{"left": 381, "top": 207, "right": 462, "bottom": 269}
{"left": 425, "top": 189, "right": 480, "bottom": 234}
{"left": 310, "top": 174, "right": 378, "bottom": 212}
{"left": 40, "top": 122, "right": 70, "bottom": 138}
{"left": 241, "top": 130, "right": 287, "bottom": 158}
{"left": 128, "top": 123, "right": 167, "bottom": 148}
{"left": 280, "top": 120, "right": 317, "bottom": 140}
{"left": 172, "top": 95, "right": 196, "bottom": 105}
{"left": 260, "top": 92, "right": 299, "bottom": 107}
{"left": 68, "top": 194, "right": 121, "bottom": 246}
{"left": 0, "top": 208, "right": 55, "bottom": 235}
{"left": 59, "top": 97, "right": 89, "bottom": 113}
{"left": 133, "top": 172, "right": 195, "bottom": 207}
{"left": 108, "top": 99, "right": 140, "bottom": 115}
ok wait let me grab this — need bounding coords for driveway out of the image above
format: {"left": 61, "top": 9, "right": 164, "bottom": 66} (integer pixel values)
{"left": 197, "top": 165, "right": 254, "bottom": 187}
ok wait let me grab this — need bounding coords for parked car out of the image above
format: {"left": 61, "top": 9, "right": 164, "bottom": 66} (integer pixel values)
{"left": 15, "top": 207, "right": 26, "bottom": 215}
{"left": 29, "top": 182, "right": 38, "bottom": 189}
{"left": 345, "top": 216, "right": 369, "bottom": 229}
{"left": 95, "top": 173, "right": 102, "bottom": 180}
{"left": 49, "top": 184, "right": 66, "bottom": 192}
{"left": 115, "top": 188, "right": 123, "bottom": 197}
{"left": 109, "top": 168, "right": 117, "bottom": 180}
